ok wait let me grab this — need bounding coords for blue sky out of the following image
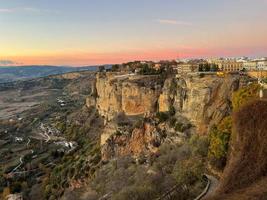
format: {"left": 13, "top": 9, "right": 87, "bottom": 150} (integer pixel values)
{"left": 0, "top": 0, "right": 267, "bottom": 65}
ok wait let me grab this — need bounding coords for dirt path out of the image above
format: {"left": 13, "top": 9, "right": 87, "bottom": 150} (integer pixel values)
{"left": 204, "top": 175, "right": 219, "bottom": 198}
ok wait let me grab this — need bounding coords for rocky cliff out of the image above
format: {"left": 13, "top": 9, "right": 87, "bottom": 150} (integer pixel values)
{"left": 159, "top": 74, "right": 241, "bottom": 133}
{"left": 87, "top": 72, "right": 249, "bottom": 160}
{"left": 95, "top": 73, "right": 163, "bottom": 122}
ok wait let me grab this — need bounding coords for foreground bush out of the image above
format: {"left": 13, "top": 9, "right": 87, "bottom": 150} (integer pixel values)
{"left": 208, "top": 117, "right": 232, "bottom": 170}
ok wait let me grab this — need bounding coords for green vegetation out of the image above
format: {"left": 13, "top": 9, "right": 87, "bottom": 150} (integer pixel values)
{"left": 232, "top": 83, "right": 261, "bottom": 111}
{"left": 93, "top": 135, "right": 209, "bottom": 200}
{"left": 156, "top": 107, "right": 176, "bottom": 124}
{"left": 111, "top": 64, "right": 120, "bottom": 72}
{"left": 138, "top": 64, "right": 161, "bottom": 75}
{"left": 0, "top": 71, "right": 99, "bottom": 199}
{"left": 44, "top": 108, "right": 103, "bottom": 200}
{"left": 99, "top": 66, "right": 105, "bottom": 72}
{"left": 208, "top": 117, "right": 232, "bottom": 170}
{"left": 169, "top": 117, "right": 177, "bottom": 127}
{"left": 175, "top": 122, "right": 192, "bottom": 132}
{"left": 156, "top": 112, "right": 170, "bottom": 123}
{"left": 44, "top": 141, "right": 101, "bottom": 199}
{"left": 208, "top": 83, "right": 260, "bottom": 170}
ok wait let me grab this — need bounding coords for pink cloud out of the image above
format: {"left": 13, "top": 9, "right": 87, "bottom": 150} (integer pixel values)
{"left": 157, "top": 19, "right": 192, "bottom": 26}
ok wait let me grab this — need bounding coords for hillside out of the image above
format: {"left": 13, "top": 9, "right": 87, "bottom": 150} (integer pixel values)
{"left": 0, "top": 67, "right": 263, "bottom": 200}
{"left": 0, "top": 65, "right": 99, "bottom": 83}
{"left": 206, "top": 100, "right": 267, "bottom": 200}
{"left": 58, "top": 71, "right": 253, "bottom": 200}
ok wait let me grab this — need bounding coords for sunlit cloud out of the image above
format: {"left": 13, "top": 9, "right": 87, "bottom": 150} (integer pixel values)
{"left": 157, "top": 19, "right": 192, "bottom": 26}
{"left": 0, "top": 7, "right": 60, "bottom": 14}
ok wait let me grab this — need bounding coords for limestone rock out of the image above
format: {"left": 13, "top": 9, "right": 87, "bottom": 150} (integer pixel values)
{"left": 158, "top": 78, "right": 177, "bottom": 112}
{"left": 174, "top": 75, "right": 241, "bottom": 133}
{"left": 101, "top": 123, "right": 164, "bottom": 161}
{"left": 95, "top": 73, "right": 162, "bottom": 121}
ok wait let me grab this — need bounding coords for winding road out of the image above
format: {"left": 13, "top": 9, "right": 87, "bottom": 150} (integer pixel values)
{"left": 12, "top": 156, "right": 24, "bottom": 172}
{"left": 196, "top": 174, "right": 219, "bottom": 200}
{"left": 205, "top": 175, "right": 219, "bottom": 197}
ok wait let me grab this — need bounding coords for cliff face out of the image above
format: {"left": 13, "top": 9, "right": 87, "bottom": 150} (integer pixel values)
{"left": 95, "top": 73, "right": 162, "bottom": 122}
{"left": 95, "top": 73, "right": 123, "bottom": 121}
{"left": 87, "top": 72, "right": 246, "bottom": 160}
{"left": 159, "top": 75, "right": 241, "bottom": 133}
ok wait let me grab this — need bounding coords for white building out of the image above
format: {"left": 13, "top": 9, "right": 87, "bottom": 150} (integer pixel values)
{"left": 257, "top": 60, "right": 267, "bottom": 70}
{"left": 243, "top": 61, "right": 258, "bottom": 71}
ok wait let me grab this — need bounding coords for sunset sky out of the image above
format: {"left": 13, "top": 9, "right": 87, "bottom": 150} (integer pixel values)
{"left": 0, "top": 0, "right": 267, "bottom": 66}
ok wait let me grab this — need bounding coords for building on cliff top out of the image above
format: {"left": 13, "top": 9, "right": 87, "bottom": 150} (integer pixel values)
{"left": 176, "top": 63, "right": 199, "bottom": 73}
{"left": 214, "top": 60, "right": 243, "bottom": 72}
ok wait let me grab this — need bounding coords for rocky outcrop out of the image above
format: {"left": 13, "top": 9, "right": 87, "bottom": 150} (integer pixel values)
{"left": 101, "top": 122, "right": 164, "bottom": 161}
{"left": 85, "top": 96, "right": 96, "bottom": 108}
{"left": 95, "top": 73, "right": 162, "bottom": 122}
{"left": 176, "top": 75, "right": 240, "bottom": 133}
{"left": 121, "top": 82, "right": 160, "bottom": 116}
{"left": 158, "top": 78, "right": 177, "bottom": 112}
{"left": 93, "top": 73, "right": 244, "bottom": 132}
{"left": 158, "top": 75, "right": 242, "bottom": 134}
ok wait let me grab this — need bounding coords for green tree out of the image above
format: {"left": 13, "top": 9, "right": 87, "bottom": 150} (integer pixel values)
{"left": 210, "top": 64, "right": 218, "bottom": 72}
{"left": 203, "top": 63, "right": 211, "bottom": 72}
{"left": 112, "top": 64, "right": 120, "bottom": 72}
{"left": 99, "top": 66, "right": 105, "bottom": 72}
{"left": 199, "top": 64, "right": 204, "bottom": 72}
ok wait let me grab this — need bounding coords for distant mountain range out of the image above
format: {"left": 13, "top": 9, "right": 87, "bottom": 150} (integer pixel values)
{"left": 0, "top": 65, "right": 101, "bottom": 83}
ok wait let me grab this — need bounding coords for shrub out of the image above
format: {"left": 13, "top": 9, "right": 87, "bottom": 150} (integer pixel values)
{"left": 138, "top": 64, "right": 159, "bottom": 75}
{"left": 133, "top": 118, "right": 144, "bottom": 129}
{"left": 156, "top": 112, "right": 169, "bottom": 123}
{"left": 172, "top": 158, "right": 205, "bottom": 186}
{"left": 208, "top": 117, "right": 232, "bottom": 170}
{"left": 175, "top": 122, "right": 184, "bottom": 132}
{"left": 174, "top": 122, "right": 192, "bottom": 132}
{"left": 232, "top": 83, "right": 260, "bottom": 111}
{"left": 112, "top": 64, "right": 120, "bottom": 72}
{"left": 115, "top": 131, "right": 123, "bottom": 136}
{"left": 169, "top": 105, "right": 176, "bottom": 116}
{"left": 10, "top": 182, "right": 22, "bottom": 193}
{"left": 189, "top": 135, "right": 209, "bottom": 158}
{"left": 169, "top": 117, "right": 177, "bottom": 127}
{"left": 113, "top": 185, "right": 155, "bottom": 200}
